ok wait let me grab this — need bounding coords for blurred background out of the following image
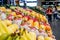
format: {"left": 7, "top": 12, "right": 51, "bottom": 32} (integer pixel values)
{"left": 0, "top": 0, "right": 60, "bottom": 40}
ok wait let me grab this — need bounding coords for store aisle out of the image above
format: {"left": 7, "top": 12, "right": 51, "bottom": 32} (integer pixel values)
{"left": 49, "top": 20, "right": 60, "bottom": 40}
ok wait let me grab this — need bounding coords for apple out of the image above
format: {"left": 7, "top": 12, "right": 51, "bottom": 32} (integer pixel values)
{"left": 7, "top": 14, "right": 14, "bottom": 20}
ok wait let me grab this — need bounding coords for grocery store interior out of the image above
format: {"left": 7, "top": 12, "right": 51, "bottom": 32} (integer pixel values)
{"left": 0, "top": 0, "right": 60, "bottom": 40}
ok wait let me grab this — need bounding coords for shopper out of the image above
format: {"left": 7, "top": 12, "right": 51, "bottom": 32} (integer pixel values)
{"left": 53, "top": 6, "right": 58, "bottom": 20}
{"left": 46, "top": 6, "right": 53, "bottom": 21}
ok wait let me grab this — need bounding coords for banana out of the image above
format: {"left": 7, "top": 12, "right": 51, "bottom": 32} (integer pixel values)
{"left": 38, "top": 36, "right": 44, "bottom": 40}
{"left": 8, "top": 24, "right": 18, "bottom": 33}
{"left": 29, "top": 32, "right": 36, "bottom": 40}
{"left": 0, "top": 20, "right": 9, "bottom": 34}
{"left": 45, "top": 37, "right": 52, "bottom": 40}
{"left": 16, "top": 36, "right": 20, "bottom": 40}
{"left": 0, "top": 34, "right": 8, "bottom": 40}
{"left": 12, "top": 34, "right": 18, "bottom": 40}
{"left": 20, "top": 36, "right": 25, "bottom": 40}
{"left": 0, "top": 20, "right": 6, "bottom": 34}
{"left": 7, "top": 36, "right": 12, "bottom": 40}
{"left": 22, "top": 33, "right": 28, "bottom": 40}
{"left": 20, "top": 28, "right": 24, "bottom": 35}
{"left": 25, "top": 30, "right": 31, "bottom": 40}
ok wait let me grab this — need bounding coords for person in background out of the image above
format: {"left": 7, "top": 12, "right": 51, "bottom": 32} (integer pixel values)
{"left": 53, "top": 6, "right": 58, "bottom": 20}
{"left": 46, "top": 6, "right": 53, "bottom": 22}
{"left": 23, "top": 1, "right": 26, "bottom": 8}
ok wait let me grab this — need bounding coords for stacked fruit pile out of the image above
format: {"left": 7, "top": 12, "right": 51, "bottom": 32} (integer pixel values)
{"left": 0, "top": 6, "right": 56, "bottom": 40}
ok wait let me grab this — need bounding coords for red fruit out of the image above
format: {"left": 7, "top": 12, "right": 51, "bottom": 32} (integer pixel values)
{"left": 7, "top": 14, "right": 13, "bottom": 20}
{"left": 29, "top": 10, "right": 32, "bottom": 12}
{"left": 32, "top": 18, "right": 38, "bottom": 22}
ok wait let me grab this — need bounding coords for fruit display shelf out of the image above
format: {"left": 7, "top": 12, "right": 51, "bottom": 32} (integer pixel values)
{"left": 0, "top": 6, "right": 56, "bottom": 40}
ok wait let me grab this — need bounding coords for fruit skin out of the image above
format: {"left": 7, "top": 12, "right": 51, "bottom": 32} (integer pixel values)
{"left": 45, "top": 37, "right": 52, "bottom": 40}
{"left": 0, "top": 21, "right": 6, "bottom": 35}
{"left": 7, "top": 36, "right": 12, "bottom": 40}
{"left": 38, "top": 36, "right": 44, "bottom": 40}
{"left": 8, "top": 24, "right": 19, "bottom": 33}
{"left": 11, "top": 12, "right": 16, "bottom": 16}
{"left": 25, "top": 30, "right": 31, "bottom": 40}
{"left": 16, "top": 36, "right": 20, "bottom": 40}
{"left": 0, "top": 20, "right": 9, "bottom": 34}
{"left": 0, "top": 7, "right": 6, "bottom": 12}
{"left": 45, "top": 25, "right": 51, "bottom": 31}
{"left": 21, "top": 33, "right": 28, "bottom": 40}
{"left": 29, "top": 32, "right": 36, "bottom": 40}
{"left": 0, "top": 34, "right": 9, "bottom": 40}
{"left": 7, "top": 14, "right": 14, "bottom": 20}
{"left": 6, "top": 9, "right": 12, "bottom": 14}
{"left": 33, "top": 21, "right": 39, "bottom": 29}
{"left": 3, "top": 20, "right": 12, "bottom": 26}
{"left": 39, "top": 25, "right": 45, "bottom": 31}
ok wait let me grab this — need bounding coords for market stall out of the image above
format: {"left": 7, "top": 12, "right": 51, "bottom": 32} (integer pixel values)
{"left": 0, "top": 6, "right": 56, "bottom": 40}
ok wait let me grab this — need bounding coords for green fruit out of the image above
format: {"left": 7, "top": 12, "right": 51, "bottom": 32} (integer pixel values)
{"left": 7, "top": 36, "right": 12, "bottom": 40}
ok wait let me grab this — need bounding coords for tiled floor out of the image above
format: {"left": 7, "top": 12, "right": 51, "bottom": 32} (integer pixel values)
{"left": 49, "top": 20, "right": 60, "bottom": 40}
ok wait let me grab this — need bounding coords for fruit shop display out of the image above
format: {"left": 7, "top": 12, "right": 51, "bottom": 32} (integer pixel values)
{"left": 0, "top": 6, "right": 56, "bottom": 40}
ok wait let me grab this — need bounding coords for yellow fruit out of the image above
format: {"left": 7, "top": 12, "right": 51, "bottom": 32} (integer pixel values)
{"left": 45, "top": 37, "right": 52, "bottom": 40}
{"left": 36, "top": 13, "right": 40, "bottom": 18}
{"left": 38, "top": 36, "right": 44, "bottom": 40}
{"left": 17, "top": 15, "right": 22, "bottom": 18}
{"left": 11, "top": 12, "right": 16, "bottom": 16}
{"left": 0, "top": 7, "right": 6, "bottom": 12}
{"left": 8, "top": 24, "right": 18, "bottom": 33}
{"left": 28, "top": 19, "right": 34, "bottom": 27}
{"left": 3, "top": 20, "right": 12, "bottom": 26}
{"left": 29, "top": 32, "right": 36, "bottom": 40}
{"left": 0, "top": 20, "right": 9, "bottom": 34}
{"left": 33, "top": 21, "right": 39, "bottom": 29}
{"left": 6, "top": 9, "right": 12, "bottom": 14}
{"left": 25, "top": 30, "right": 31, "bottom": 40}
{"left": 39, "top": 25, "right": 45, "bottom": 30}
{"left": 31, "top": 11, "right": 36, "bottom": 16}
